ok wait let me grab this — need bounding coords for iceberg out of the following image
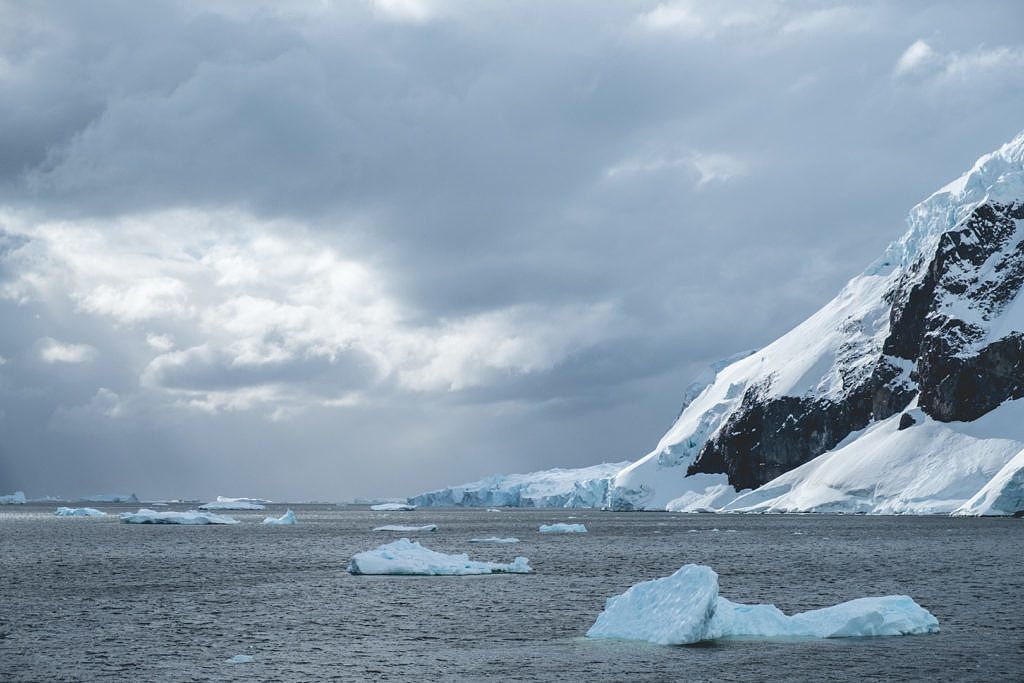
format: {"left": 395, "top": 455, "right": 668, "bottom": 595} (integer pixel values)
{"left": 346, "top": 538, "right": 532, "bottom": 575}
{"left": 373, "top": 524, "right": 437, "bottom": 532}
{"left": 586, "top": 564, "right": 939, "bottom": 645}
{"left": 54, "top": 507, "right": 107, "bottom": 517}
{"left": 409, "top": 462, "right": 630, "bottom": 509}
{"left": 120, "top": 508, "right": 239, "bottom": 525}
{"left": 200, "top": 496, "right": 267, "bottom": 510}
{"left": 370, "top": 502, "right": 416, "bottom": 511}
{"left": 0, "top": 491, "right": 26, "bottom": 504}
{"left": 262, "top": 509, "right": 297, "bottom": 525}
{"left": 84, "top": 494, "right": 138, "bottom": 503}
{"left": 538, "top": 523, "right": 587, "bottom": 534}
{"left": 225, "top": 655, "right": 253, "bottom": 664}
{"left": 468, "top": 537, "right": 520, "bottom": 544}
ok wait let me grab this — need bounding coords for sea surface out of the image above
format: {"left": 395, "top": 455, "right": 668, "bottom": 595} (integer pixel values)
{"left": 1, "top": 505, "right": 1022, "bottom": 682}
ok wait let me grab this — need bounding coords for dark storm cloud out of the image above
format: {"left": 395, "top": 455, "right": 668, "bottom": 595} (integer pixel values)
{"left": 0, "top": 0, "right": 1022, "bottom": 500}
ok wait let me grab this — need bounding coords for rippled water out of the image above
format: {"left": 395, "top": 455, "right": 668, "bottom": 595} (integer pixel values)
{"left": 1, "top": 505, "right": 1022, "bottom": 681}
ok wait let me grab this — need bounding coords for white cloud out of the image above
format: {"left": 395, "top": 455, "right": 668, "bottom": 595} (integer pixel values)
{"left": 606, "top": 150, "right": 749, "bottom": 186}
{"left": 894, "top": 40, "right": 940, "bottom": 77}
{"left": 894, "top": 40, "right": 1024, "bottom": 83}
{"left": 370, "top": 0, "right": 435, "bottom": 23}
{"left": 146, "top": 333, "right": 175, "bottom": 352}
{"left": 0, "top": 354, "right": 7, "bottom": 365}
{"left": 636, "top": 2, "right": 705, "bottom": 35}
{"left": 38, "top": 337, "right": 97, "bottom": 364}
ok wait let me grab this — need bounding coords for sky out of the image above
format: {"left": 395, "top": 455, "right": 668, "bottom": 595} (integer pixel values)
{"left": 0, "top": 0, "right": 1022, "bottom": 501}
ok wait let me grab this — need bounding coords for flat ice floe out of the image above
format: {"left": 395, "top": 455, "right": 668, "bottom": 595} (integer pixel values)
{"left": 586, "top": 564, "right": 939, "bottom": 645}
{"left": 539, "top": 523, "right": 587, "bottom": 534}
{"left": 262, "top": 509, "right": 297, "bottom": 525}
{"left": 468, "top": 537, "right": 520, "bottom": 544}
{"left": 370, "top": 502, "right": 416, "bottom": 511}
{"left": 347, "top": 538, "right": 531, "bottom": 575}
{"left": 55, "top": 507, "right": 107, "bottom": 517}
{"left": 120, "top": 508, "right": 239, "bottom": 525}
{"left": 199, "top": 496, "right": 267, "bottom": 510}
{"left": 373, "top": 524, "right": 437, "bottom": 532}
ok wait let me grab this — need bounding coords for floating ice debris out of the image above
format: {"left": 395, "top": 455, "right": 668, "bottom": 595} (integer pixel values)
{"left": 346, "top": 538, "right": 531, "bottom": 575}
{"left": 0, "top": 491, "right": 26, "bottom": 505}
{"left": 262, "top": 509, "right": 297, "bottom": 525}
{"left": 84, "top": 494, "right": 138, "bottom": 503}
{"left": 373, "top": 524, "right": 437, "bottom": 532}
{"left": 468, "top": 537, "right": 520, "bottom": 544}
{"left": 538, "top": 523, "right": 587, "bottom": 534}
{"left": 54, "top": 507, "right": 107, "bottom": 517}
{"left": 120, "top": 509, "right": 239, "bottom": 525}
{"left": 370, "top": 503, "right": 416, "bottom": 511}
{"left": 586, "top": 564, "right": 939, "bottom": 645}
{"left": 200, "top": 496, "right": 266, "bottom": 510}
{"left": 225, "top": 654, "right": 254, "bottom": 664}
{"left": 486, "top": 508, "right": 503, "bottom": 513}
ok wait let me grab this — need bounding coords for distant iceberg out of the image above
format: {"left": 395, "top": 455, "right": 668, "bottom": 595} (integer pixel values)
{"left": 84, "top": 494, "right": 138, "bottom": 503}
{"left": 0, "top": 491, "right": 26, "bottom": 505}
{"left": 539, "top": 523, "right": 587, "bottom": 534}
{"left": 373, "top": 524, "right": 437, "bottom": 532}
{"left": 347, "top": 538, "right": 532, "bottom": 575}
{"left": 409, "top": 462, "right": 630, "bottom": 509}
{"left": 370, "top": 502, "right": 416, "bottom": 511}
{"left": 468, "top": 537, "right": 519, "bottom": 544}
{"left": 587, "top": 564, "right": 939, "bottom": 645}
{"left": 120, "top": 508, "right": 239, "bottom": 525}
{"left": 225, "top": 654, "right": 254, "bottom": 664}
{"left": 200, "top": 496, "right": 267, "bottom": 510}
{"left": 55, "top": 507, "right": 107, "bottom": 517}
{"left": 262, "top": 509, "right": 297, "bottom": 525}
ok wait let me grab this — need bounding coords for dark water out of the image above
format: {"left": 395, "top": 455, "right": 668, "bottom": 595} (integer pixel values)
{"left": 1, "top": 505, "right": 1022, "bottom": 682}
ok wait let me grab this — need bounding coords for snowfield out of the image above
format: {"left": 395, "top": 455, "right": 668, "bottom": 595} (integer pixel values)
{"left": 346, "top": 538, "right": 532, "bottom": 575}
{"left": 587, "top": 564, "right": 939, "bottom": 645}
{"left": 120, "top": 509, "right": 239, "bottom": 525}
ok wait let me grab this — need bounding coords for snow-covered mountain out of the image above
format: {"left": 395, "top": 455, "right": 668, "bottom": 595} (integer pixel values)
{"left": 611, "top": 130, "right": 1024, "bottom": 514}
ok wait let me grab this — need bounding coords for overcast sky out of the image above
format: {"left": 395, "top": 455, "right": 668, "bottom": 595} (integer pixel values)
{"left": 0, "top": 0, "right": 1022, "bottom": 501}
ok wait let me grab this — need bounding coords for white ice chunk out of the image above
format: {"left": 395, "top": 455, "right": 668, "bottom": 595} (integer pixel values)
{"left": 83, "top": 494, "right": 138, "bottom": 503}
{"left": 346, "top": 538, "right": 531, "bottom": 575}
{"left": 225, "top": 655, "right": 253, "bottom": 664}
{"left": 200, "top": 497, "right": 266, "bottom": 510}
{"left": 120, "top": 508, "right": 239, "bottom": 525}
{"left": 370, "top": 503, "right": 416, "bottom": 511}
{"left": 373, "top": 524, "right": 437, "bottom": 532}
{"left": 0, "top": 491, "right": 26, "bottom": 504}
{"left": 587, "top": 564, "right": 939, "bottom": 645}
{"left": 538, "top": 523, "right": 587, "bottom": 534}
{"left": 54, "top": 507, "right": 107, "bottom": 517}
{"left": 262, "top": 509, "right": 297, "bottom": 525}
{"left": 468, "top": 537, "right": 520, "bottom": 544}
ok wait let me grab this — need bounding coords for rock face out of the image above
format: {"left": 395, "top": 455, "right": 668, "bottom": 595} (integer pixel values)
{"left": 611, "top": 131, "right": 1024, "bottom": 511}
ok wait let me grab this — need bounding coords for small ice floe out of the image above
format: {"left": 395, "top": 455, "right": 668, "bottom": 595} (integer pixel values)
{"left": 373, "top": 524, "right": 437, "bottom": 532}
{"left": 0, "top": 491, "right": 26, "bottom": 505}
{"left": 586, "top": 564, "right": 939, "bottom": 646}
{"left": 370, "top": 503, "right": 416, "bottom": 511}
{"left": 54, "top": 507, "right": 107, "bottom": 517}
{"left": 120, "top": 509, "right": 239, "bottom": 525}
{"left": 225, "top": 654, "right": 253, "bottom": 664}
{"left": 199, "top": 496, "right": 267, "bottom": 511}
{"left": 468, "top": 537, "right": 519, "bottom": 544}
{"left": 262, "top": 509, "right": 297, "bottom": 525}
{"left": 486, "top": 508, "right": 503, "bottom": 513}
{"left": 347, "top": 538, "right": 531, "bottom": 575}
{"left": 539, "top": 523, "right": 587, "bottom": 534}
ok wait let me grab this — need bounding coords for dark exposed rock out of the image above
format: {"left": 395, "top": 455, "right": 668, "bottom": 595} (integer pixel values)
{"left": 898, "top": 412, "right": 916, "bottom": 430}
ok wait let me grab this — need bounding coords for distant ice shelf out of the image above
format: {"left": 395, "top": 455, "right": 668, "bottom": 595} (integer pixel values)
{"left": 587, "top": 564, "right": 939, "bottom": 645}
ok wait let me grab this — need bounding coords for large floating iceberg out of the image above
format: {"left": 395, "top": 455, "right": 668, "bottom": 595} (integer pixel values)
{"left": 84, "top": 493, "right": 138, "bottom": 503}
{"left": 120, "top": 508, "right": 239, "bottom": 525}
{"left": 262, "top": 509, "right": 297, "bottom": 525}
{"left": 370, "top": 502, "right": 416, "bottom": 511}
{"left": 0, "top": 491, "right": 26, "bottom": 504}
{"left": 539, "top": 523, "right": 587, "bottom": 534}
{"left": 373, "top": 524, "right": 437, "bottom": 532}
{"left": 200, "top": 496, "right": 267, "bottom": 510}
{"left": 55, "top": 507, "right": 107, "bottom": 517}
{"left": 347, "top": 538, "right": 532, "bottom": 575}
{"left": 409, "top": 462, "right": 630, "bottom": 509}
{"left": 586, "top": 564, "right": 939, "bottom": 645}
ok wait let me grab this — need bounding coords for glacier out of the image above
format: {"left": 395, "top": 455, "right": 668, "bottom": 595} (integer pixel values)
{"left": 408, "top": 462, "right": 630, "bottom": 509}
{"left": 54, "top": 507, "right": 107, "bottom": 517}
{"left": 120, "top": 508, "right": 239, "bottom": 525}
{"left": 586, "top": 564, "right": 939, "bottom": 645}
{"left": 538, "top": 523, "right": 587, "bottom": 534}
{"left": 346, "top": 538, "right": 532, "bottom": 575}
{"left": 262, "top": 509, "right": 297, "bottom": 525}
